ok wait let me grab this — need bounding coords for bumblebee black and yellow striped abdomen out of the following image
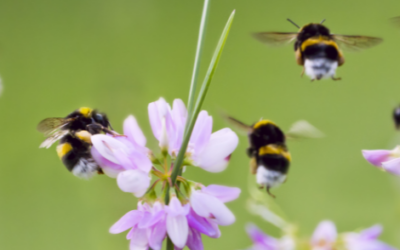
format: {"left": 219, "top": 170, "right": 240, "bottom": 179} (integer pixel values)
{"left": 56, "top": 133, "right": 99, "bottom": 177}
{"left": 298, "top": 37, "right": 344, "bottom": 66}
{"left": 256, "top": 144, "right": 291, "bottom": 174}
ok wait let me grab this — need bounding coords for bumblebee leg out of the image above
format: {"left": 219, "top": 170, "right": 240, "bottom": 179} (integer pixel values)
{"left": 331, "top": 76, "right": 342, "bottom": 81}
{"left": 87, "top": 123, "right": 125, "bottom": 137}
{"left": 300, "top": 67, "right": 304, "bottom": 77}
{"left": 266, "top": 186, "right": 276, "bottom": 199}
{"left": 250, "top": 157, "right": 257, "bottom": 175}
{"left": 97, "top": 168, "right": 104, "bottom": 175}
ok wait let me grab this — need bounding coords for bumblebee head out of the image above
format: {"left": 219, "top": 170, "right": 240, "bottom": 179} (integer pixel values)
{"left": 298, "top": 23, "right": 330, "bottom": 36}
{"left": 92, "top": 110, "right": 112, "bottom": 129}
{"left": 287, "top": 18, "right": 329, "bottom": 33}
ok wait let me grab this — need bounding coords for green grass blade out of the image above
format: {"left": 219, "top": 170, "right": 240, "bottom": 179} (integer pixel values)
{"left": 186, "top": 0, "right": 210, "bottom": 126}
{"left": 170, "top": 10, "right": 235, "bottom": 185}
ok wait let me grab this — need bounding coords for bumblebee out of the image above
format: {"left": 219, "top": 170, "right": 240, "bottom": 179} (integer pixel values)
{"left": 228, "top": 117, "right": 323, "bottom": 197}
{"left": 393, "top": 105, "right": 400, "bottom": 129}
{"left": 37, "top": 107, "right": 114, "bottom": 178}
{"left": 253, "top": 19, "right": 382, "bottom": 81}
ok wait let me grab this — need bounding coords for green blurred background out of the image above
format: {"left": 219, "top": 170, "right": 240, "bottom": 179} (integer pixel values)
{"left": 1, "top": 0, "right": 400, "bottom": 249}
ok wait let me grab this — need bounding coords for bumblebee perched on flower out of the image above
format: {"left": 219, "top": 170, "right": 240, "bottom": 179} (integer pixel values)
{"left": 253, "top": 19, "right": 382, "bottom": 81}
{"left": 37, "top": 107, "right": 115, "bottom": 178}
{"left": 228, "top": 117, "right": 323, "bottom": 197}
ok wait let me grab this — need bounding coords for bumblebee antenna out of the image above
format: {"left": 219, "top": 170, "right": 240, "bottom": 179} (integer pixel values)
{"left": 320, "top": 19, "right": 326, "bottom": 24}
{"left": 287, "top": 18, "right": 300, "bottom": 29}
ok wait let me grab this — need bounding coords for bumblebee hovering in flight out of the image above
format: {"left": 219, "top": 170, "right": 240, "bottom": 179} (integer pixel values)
{"left": 253, "top": 19, "right": 382, "bottom": 81}
{"left": 228, "top": 117, "right": 323, "bottom": 197}
{"left": 37, "top": 107, "right": 114, "bottom": 178}
{"left": 393, "top": 105, "right": 400, "bottom": 130}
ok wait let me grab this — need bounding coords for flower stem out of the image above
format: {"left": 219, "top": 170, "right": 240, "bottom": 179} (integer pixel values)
{"left": 170, "top": 10, "right": 235, "bottom": 186}
{"left": 166, "top": 236, "right": 174, "bottom": 250}
{"left": 186, "top": 0, "right": 210, "bottom": 125}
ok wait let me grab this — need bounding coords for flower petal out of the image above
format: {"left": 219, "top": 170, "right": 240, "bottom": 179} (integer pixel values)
{"left": 187, "top": 208, "right": 219, "bottom": 238}
{"left": 165, "top": 197, "right": 189, "bottom": 216}
{"left": 109, "top": 210, "right": 142, "bottom": 234}
{"left": 190, "top": 191, "right": 235, "bottom": 226}
{"left": 195, "top": 128, "right": 239, "bottom": 172}
{"left": 382, "top": 158, "right": 400, "bottom": 175}
{"left": 92, "top": 134, "right": 127, "bottom": 164}
{"left": 91, "top": 147, "right": 124, "bottom": 177}
{"left": 245, "top": 223, "right": 278, "bottom": 248}
{"left": 311, "top": 220, "right": 337, "bottom": 246}
{"left": 148, "top": 220, "right": 167, "bottom": 250}
{"left": 131, "top": 150, "right": 153, "bottom": 173}
{"left": 129, "top": 227, "right": 148, "bottom": 250}
{"left": 171, "top": 99, "right": 187, "bottom": 127}
{"left": 148, "top": 98, "right": 169, "bottom": 141}
{"left": 171, "top": 99, "right": 187, "bottom": 150}
{"left": 190, "top": 111, "right": 212, "bottom": 154}
{"left": 362, "top": 150, "right": 392, "bottom": 167}
{"left": 167, "top": 215, "right": 189, "bottom": 248}
{"left": 359, "top": 225, "right": 382, "bottom": 240}
{"left": 117, "top": 170, "right": 151, "bottom": 197}
{"left": 124, "top": 115, "right": 147, "bottom": 147}
{"left": 187, "top": 228, "right": 204, "bottom": 250}
{"left": 202, "top": 185, "right": 241, "bottom": 203}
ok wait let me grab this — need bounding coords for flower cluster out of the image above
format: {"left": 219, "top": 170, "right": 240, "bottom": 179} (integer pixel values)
{"left": 90, "top": 98, "right": 240, "bottom": 249}
{"left": 246, "top": 221, "right": 397, "bottom": 250}
{"left": 110, "top": 185, "right": 240, "bottom": 250}
{"left": 362, "top": 147, "right": 400, "bottom": 175}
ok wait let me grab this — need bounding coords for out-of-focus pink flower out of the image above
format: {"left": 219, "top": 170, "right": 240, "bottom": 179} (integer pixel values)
{"left": 245, "top": 223, "right": 295, "bottom": 250}
{"left": 344, "top": 225, "right": 398, "bottom": 250}
{"left": 310, "top": 220, "right": 337, "bottom": 250}
{"left": 91, "top": 116, "right": 152, "bottom": 197}
{"left": 148, "top": 98, "right": 239, "bottom": 173}
{"left": 362, "top": 146, "right": 400, "bottom": 175}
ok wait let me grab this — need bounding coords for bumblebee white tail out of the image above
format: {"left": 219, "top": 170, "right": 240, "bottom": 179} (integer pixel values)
{"left": 256, "top": 166, "right": 287, "bottom": 189}
{"left": 304, "top": 58, "right": 338, "bottom": 80}
{"left": 72, "top": 158, "right": 99, "bottom": 179}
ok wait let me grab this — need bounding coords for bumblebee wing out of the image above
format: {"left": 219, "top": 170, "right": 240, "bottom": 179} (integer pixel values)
{"left": 39, "top": 130, "right": 69, "bottom": 148}
{"left": 224, "top": 116, "right": 253, "bottom": 134}
{"left": 332, "top": 34, "right": 383, "bottom": 52}
{"left": 253, "top": 32, "right": 298, "bottom": 47}
{"left": 390, "top": 16, "right": 400, "bottom": 28}
{"left": 286, "top": 120, "right": 324, "bottom": 139}
{"left": 37, "top": 117, "right": 73, "bottom": 136}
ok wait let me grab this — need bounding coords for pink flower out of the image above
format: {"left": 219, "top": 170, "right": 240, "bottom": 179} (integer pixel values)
{"left": 310, "top": 221, "right": 337, "bottom": 250}
{"left": 148, "top": 98, "right": 239, "bottom": 172}
{"left": 362, "top": 146, "right": 400, "bottom": 175}
{"left": 109, "top": 184, "right": 240, "bottom": 250}
{"left": 91, "top": 116, "right": 152, "bottom": 197}
{"left": 343, "top": 225, "right": 398, "bottom": 250}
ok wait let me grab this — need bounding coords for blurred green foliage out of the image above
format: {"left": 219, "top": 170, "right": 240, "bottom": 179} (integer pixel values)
{"left": 1, "top": 0, "right": 400, "bottom": 249}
